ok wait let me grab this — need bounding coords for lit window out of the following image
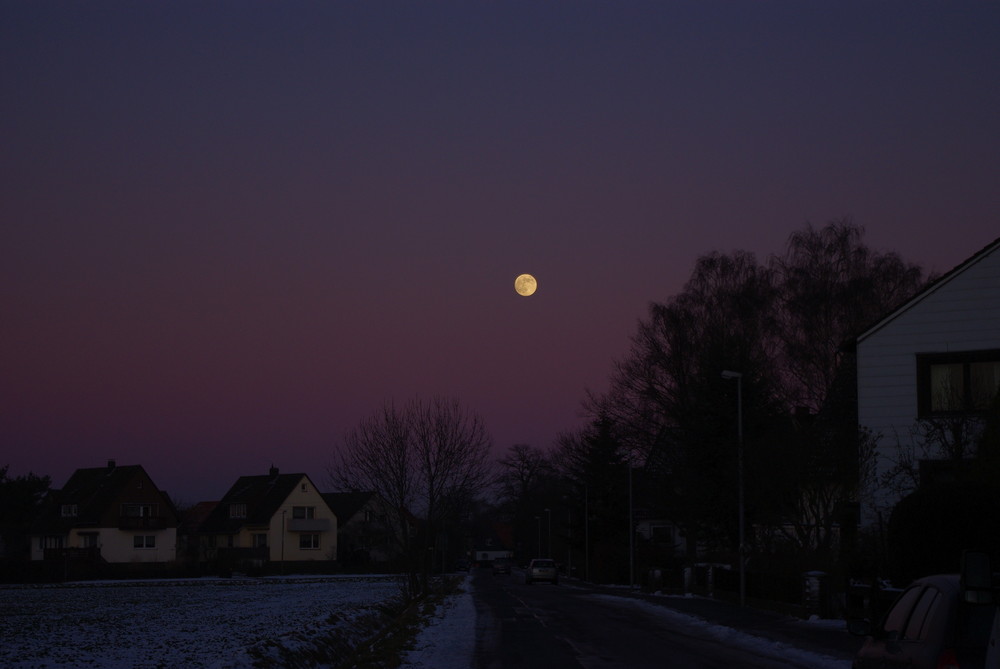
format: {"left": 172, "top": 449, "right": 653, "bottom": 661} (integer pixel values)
{"left": 299, "top": 534, "right": 320, "bottom": 550}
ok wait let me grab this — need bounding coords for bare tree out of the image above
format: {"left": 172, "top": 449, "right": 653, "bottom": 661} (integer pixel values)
{"left": 770, "top": 219, "right": 926, "bottom": 412}
{"left": 331, "top": 396, "right": 493, "bottom": 593}
{"left": 330, "top": 401, "right": 417, "bottom": 585}
{"left": 495, "top": 444, "right": 553, "bottom": 510}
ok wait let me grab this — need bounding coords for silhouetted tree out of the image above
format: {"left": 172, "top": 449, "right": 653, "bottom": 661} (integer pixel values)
{"left": 331, "top": 396, "right": 492, "bottom": 593}
{"left": 593, "top": 221, "right": 928, "bottom": 567}
{"left": 597, "top": 250, "right": 785, "bottom": 557}
{"left": 770, "top": 219, "right": 926, "bottom": 412}
{"left": 0, "top": 466, "right": 51, "bottom": 576}
{"left": 495, "top": 444, "right": 559, "bottom": 560}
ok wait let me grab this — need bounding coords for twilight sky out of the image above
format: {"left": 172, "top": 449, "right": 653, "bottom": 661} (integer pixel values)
{"left": 3, "top": 2, "right": 998, "bottom": 504}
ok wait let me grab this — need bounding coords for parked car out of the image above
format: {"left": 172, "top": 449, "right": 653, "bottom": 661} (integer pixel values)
{"left": 851, "top": 565, "right": 997, "bottom": 669}
{"left": 492, "top": 558, "right": 512, "bottom": 575}
{"left": 526, "top": 558, "right": 558, "bottom": 585}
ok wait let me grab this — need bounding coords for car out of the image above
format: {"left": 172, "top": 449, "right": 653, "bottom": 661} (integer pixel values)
{"left": 492, "top": 558, "right": 512, "bottom": 575}
{"left": 526, "top": 558, "right": 558, "bottom": 585}
{"left": 851, "top": 555, "right": 997, "bottom": 669}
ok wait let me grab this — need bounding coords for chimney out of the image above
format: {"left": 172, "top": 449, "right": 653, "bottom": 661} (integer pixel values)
{"left": 107, "top": 459, "right": 116, "bottom": 470}
{"left": 269, "top": 465, "right": 279, "bottom": 479}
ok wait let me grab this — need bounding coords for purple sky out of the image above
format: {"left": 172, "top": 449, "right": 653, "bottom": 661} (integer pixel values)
{"left": 3, "top": 2, "right": 998, "bottom": 504}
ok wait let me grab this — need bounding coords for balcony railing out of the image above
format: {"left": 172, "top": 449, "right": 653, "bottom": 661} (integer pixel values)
{"left": 44, "top": 546, "right": 102, "bottom": 562}
{"left": 118, "top": 516, "right": 168, "bottom": 530}
{"left": 287, "top": 518, "right": 331, "bottom": 532}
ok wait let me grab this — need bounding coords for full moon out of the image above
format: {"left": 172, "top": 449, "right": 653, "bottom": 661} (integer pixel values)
{"left": 514, "top": 273, "right": 537, "bottom": 297}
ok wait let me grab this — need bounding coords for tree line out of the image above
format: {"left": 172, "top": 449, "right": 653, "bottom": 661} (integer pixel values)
{"left": 8, "top": 220, "right": 997, "bottom": 593}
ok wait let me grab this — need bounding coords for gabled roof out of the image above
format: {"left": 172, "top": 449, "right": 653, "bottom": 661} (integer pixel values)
{"left": 857, "top": 236, "right": 1000, "bottom": 344}
{"left": 199, "top": 469, "right": 309, "bottom": 533}
{"left": 322, "top": 491, "right": 376, "bottom": 524}
{"left": 31, "top": 462, "right": 171, "bottom": 533}
{"left": 178, "top": 501, "right": 219, "bottom": 534}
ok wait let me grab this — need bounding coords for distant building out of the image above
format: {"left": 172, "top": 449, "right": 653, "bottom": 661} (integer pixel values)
{"left": 196, "top": 467, "right": 337, "bottom": 568}
{"left": 322, "top": 491, "right": 397, "bottom": 565}
{"left": 29, "top": 460, "right": 179, "bottom": 565}
{"left": 857, "top": 236, "right": 1000, "bottom": 524}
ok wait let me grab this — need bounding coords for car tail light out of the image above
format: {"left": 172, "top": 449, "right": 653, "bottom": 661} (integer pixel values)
{"left": 935, "top": 648, "right": 960, "bottom": 669}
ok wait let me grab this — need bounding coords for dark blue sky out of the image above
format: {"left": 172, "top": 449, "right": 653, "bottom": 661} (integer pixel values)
{"left": 3, "top": 2, "right": 998, "bottom": 502}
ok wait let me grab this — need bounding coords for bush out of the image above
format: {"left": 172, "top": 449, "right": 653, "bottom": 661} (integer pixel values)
{"left": 887, "top": 480, "right": 1000, "bottom": 584}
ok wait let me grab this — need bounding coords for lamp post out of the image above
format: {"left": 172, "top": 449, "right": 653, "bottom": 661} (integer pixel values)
{"left": 535, "top": 516, "right": 541, "bottom": 558}
{"left": 545, "top": 508, "right": 551, "bottom": 558}
{"left": 584, "top": 485, "right": 590, "bottom": 582}
{"left": 628, "top": 459, "right": 634, "bottom": 590}
{"left": 721, "top": 370, "right": 745, "bottom": 607}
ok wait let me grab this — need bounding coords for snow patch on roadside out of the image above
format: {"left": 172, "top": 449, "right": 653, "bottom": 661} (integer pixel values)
{"left": 400, "top": 574, "right": 476, "bottom": 669}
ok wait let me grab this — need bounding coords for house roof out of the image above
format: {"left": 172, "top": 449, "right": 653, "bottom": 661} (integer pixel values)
{"left": 199, "top": 468, "right": 310, "bottom": 533}
{"left": 857, "top": 236, "right": 1000, "bottom": 345}
{"left": 178, "top": 501, "right": 219, "bottom": 534}
{"left": 31, "top": 462, "right": 171, "bottom": 533}
{"left": 322, "top": 491, "right": 375, "bottom": 524}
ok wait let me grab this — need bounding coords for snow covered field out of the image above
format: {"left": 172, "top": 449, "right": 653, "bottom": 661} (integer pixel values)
{"left": 0, "top": 573, "right": 849, "bottom": 669}
{"left": 0, "top": 575, "right": 407, "bottom": 668}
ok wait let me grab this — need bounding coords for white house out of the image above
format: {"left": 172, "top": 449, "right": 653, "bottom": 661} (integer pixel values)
{"left": 30, "top": 461, "right": 179, "bottom": 564}
{"left": 197, "top": 467, "right": 338, "bottom": 564}
{"left": 856, "top": 236, "right": 1000, "bottom": 525}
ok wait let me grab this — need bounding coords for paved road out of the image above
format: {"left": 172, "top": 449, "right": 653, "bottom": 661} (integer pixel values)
{"left": 471, "top": 569, "right": 855, "bottom": 669}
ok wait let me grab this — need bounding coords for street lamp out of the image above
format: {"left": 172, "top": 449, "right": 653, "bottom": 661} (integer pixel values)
{"left": 535, "top": 516, "right": 541, "bottom": 558}
{"left": 628, "top": 458, "right": 634, "bottom": 590}
{"left": 721, "top": 370, "right": 745, "bottom": 607}
{"left": 584, "top": 485, "right": 590, "bottom": 582}
{"left": 544, "top": 508, "right": 551, "bottom": 558}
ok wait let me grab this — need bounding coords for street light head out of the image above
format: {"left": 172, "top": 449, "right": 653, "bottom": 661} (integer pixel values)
{"left": 721, "top": 370, "right": 742, "bottom": 380}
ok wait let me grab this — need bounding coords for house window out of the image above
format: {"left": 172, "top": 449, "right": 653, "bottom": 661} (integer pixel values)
{"left": 229, "top": 504, "right": 247, "bottom": 519}
{"left": 133, "top": 535, "right": 155, "bottom": 549}
{"left": 292, "top": 506, "right": 315, "bottom": 519}
{"left": 61, "top": 504, "right": 78, "bottom": 518}
{"left": 299, "top": 534, "right": 320, "bottom": 550}
{"left": 80, "top": 533, "right": 98, "bottom": 548}
{"left": 918, "top": 351, "right": 1000, "bottom": 416}
{"left": 40, "top": 536, "right": 64, "bottom": 550}
{"left": 122, "top": 503, "right": 156, "bottom": 517}
{"left": 252, "top": 534, "right": 268, "bottom": 548}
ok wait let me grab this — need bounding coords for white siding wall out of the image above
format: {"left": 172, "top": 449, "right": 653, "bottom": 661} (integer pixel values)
{"left": 857, "top": 245, "right": 1000, "bottom": 524}
{"left": 267, "top": 476, "right": 338, "bottom": 561}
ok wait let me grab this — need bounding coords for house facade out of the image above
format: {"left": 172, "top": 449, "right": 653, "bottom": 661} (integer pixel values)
{"left": 322, "top": 491, "right": 396, "bottom": 565}
{"left": 856, "top": 237, "right": 1000, "bottom": 525}
{"left": 29, "top": 461, "right": 179, "bottom": 564}
{"left": 197, "top": 467, "right": 337, "bottom": 564}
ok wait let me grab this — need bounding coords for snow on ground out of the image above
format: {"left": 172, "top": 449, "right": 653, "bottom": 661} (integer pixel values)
{"left": 1, "top": 573, "right": 848, "bottom": 669}
{"left": 399, "top": 574, "right": 476, "bottom": 669}
{"left": 0, "top": 575, "right": 403, "bottom": 668}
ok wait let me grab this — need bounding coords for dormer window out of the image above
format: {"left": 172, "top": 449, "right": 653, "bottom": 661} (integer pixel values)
{"left": 229, "top": 503, "right": 247, "bottom": 519}
{"left": 61, "top": 504, "right": 78, "bottom": 518}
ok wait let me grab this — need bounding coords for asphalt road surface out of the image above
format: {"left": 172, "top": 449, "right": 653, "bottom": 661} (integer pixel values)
{"left": 471, "top": 568, "right": 847, "bottom": 669}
